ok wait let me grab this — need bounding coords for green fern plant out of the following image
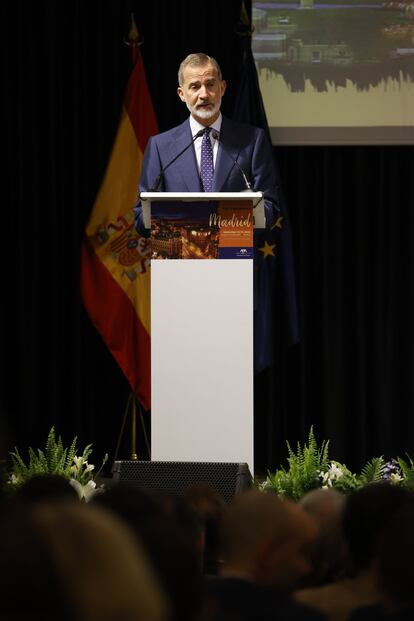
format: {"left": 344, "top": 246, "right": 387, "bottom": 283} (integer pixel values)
{"left": 254, "top": 428, "right": 414, "bottom": 500}
{"left": 358, "top": 456, "right": 386, "bottom": 486}
{"left": 262, "top": 427, "right": 331, "bottom": 501}
{"left": 397, "top": 454, "right": 414, "bottom": 488}
{"left": 8, "top": 427, "right": 107, "bottom": 489}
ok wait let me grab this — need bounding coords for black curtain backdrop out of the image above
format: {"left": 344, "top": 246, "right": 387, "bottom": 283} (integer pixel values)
{"left": 1, "top": 0, "right": 414, "bottom": 475}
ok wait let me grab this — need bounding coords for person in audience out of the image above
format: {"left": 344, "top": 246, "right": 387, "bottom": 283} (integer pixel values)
{"left": 295, "top": 483, "right": 413, "bottom": 621}
{"left": 200, "top": 489, "right": 326, "bottom": 621}
{"left": 378, "top": 499, "right": 414, "bottom": 618}
{"left": 182, "top": 483, "right": 227, "bottom": 575}
{"left": 94, "top": 482, "right": 202, "bottom": 621}
{"left": 350, "top": 497, "right": 414, "bottom": 621}
{"left": 13, "top": 473, "right": 79, "bottom": 502}
{"left": 298, "top": 488, "right": 347, "bottom": 587}
{"left": 0, "top": 498, "right": 167, "bottom": 621}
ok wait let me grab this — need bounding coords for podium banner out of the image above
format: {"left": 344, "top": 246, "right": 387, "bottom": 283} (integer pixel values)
{"left": 150, "top": 199, "right": 253, "bottom": 260}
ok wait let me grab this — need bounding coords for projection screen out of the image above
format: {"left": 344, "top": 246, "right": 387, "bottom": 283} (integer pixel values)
{"left": 252, "top": 0, "right": 414, "bottom": 144}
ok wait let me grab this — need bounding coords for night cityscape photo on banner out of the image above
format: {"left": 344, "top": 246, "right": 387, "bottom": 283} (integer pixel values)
{"left": 253, "top": 0, "right": 414, "bottom": 144}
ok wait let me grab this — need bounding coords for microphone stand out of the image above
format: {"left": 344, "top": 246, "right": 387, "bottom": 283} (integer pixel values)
{"left": 212, "top": 131, "right": 253, "bottom": 191}
{"left": 150, "top": 127, "right": 206, "bottom": 191}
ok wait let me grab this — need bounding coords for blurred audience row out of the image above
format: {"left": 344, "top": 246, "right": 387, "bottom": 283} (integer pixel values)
{"left": 1, "top": 468, "right": 414, "bottom": 621}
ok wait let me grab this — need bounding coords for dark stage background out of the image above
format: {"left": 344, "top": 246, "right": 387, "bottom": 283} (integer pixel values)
{"left": 1, "top": 0, "right": 414, "bottom": 476}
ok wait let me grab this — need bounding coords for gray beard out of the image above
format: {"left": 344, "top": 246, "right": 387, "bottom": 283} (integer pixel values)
{"left": 186, "top": 99, "right": 221, "bottom": 120}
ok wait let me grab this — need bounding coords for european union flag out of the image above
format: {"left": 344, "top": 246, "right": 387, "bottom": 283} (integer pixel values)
{"left": 233, "top": 8, "right": 299, "bottom": 373}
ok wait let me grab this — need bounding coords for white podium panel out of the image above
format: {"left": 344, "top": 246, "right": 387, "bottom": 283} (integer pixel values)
{"left": 151, "top": 259, "right": 254, "bottom": 474}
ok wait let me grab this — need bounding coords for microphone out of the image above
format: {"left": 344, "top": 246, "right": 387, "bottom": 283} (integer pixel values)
{"left": 211, "top": 131, "right": 252, "bottom": 191}
{"left": 150, "top": 127, "right": 207, "bottom": 191}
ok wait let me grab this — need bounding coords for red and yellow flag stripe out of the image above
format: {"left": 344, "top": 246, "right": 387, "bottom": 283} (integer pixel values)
{"left": 81, "top": 50, "right": 157, "bottom": 411}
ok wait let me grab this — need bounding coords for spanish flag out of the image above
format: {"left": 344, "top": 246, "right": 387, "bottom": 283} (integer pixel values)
{"left": 81, "top": 37, "right": 157, "bottom": 411}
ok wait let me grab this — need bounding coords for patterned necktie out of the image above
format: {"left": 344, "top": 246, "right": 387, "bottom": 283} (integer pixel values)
{"left": 200, "top": 127, "right": 214, "bottom": 192}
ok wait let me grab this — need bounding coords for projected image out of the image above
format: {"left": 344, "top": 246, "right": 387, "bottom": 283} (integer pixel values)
{"left": 253, "top": 0, "right": 414, "bottom": 144}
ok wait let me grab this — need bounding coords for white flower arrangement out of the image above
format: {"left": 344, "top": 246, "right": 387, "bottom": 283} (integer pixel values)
{"left": 69, "top": 478, "right": 100, "bottom": 502}
{"left": 258, "top": 428, "right": 414, "bottom": 500}
{"left": 6, "top": 427, "right": 108, "bottom": 501}
{"left": 319, "top": 461, "right": 344, "bottom": 488}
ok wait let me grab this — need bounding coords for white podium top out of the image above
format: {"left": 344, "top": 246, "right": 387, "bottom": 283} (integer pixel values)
{"left": 140, "top": 191, "right": 263, "bottom": 200}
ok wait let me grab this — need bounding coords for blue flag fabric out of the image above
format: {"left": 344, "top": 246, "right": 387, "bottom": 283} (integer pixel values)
{"left": 233, "top": 31, "right": 299, "bottom": 373}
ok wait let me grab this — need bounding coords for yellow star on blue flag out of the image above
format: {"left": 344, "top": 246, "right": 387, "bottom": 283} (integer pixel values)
{"left": 259, "top": 240, "right": 276, "bottom": 258}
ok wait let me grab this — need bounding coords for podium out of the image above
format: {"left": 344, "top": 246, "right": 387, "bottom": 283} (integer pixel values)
{"left": 140, "top": 192, "right": 265, "bottom": 476}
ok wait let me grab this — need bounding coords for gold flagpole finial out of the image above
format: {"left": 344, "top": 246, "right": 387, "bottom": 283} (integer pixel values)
{"left": 124, "top": 13, "right": 143, "bottom": 64}
{"left": 236, "top": 0, "right": 255, "bottom": 36}
{"left": 127, "top": 13, "right": 139, "bottom": 44}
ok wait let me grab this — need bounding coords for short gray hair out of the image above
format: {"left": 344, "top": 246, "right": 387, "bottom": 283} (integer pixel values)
{"left": 178, "top": 53, "right": 222, "bottom": 86}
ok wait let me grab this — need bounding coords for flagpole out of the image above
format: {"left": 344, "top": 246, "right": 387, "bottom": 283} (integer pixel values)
{"left": 131, "top": 397, "right": 138, "bottom": 460}
{"left": 126, "top": 11, "right": 144, "bottom": 462}
{"left": 130, "top": 395, "right": 151, "bottom": 460}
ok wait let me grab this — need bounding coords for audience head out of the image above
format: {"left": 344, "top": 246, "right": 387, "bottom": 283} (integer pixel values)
{"left": 182, "top": 482, "right": 227, "bottom": 575}
{"left": 299, "top": 488, "right": 347, "bottom": 585}
{"left": 0, "top": 499, "right": 167, "bottom": 621}
{"left": 94, "top": 482, "right": 202, "bottom": 621}
{"left": 13, "top": 473, "right": 79, "bottom": 503}
{"left": 220, "top": 489, "right": 318, "bottom": 592}
{"left": 377, "top": 498, "right": 414, "bottom": 611}
{"left": 342, "top": 482, "right": 412, "bottom": 574}
{"left": 0, "top": 500, "right": 72, "bottom": 621}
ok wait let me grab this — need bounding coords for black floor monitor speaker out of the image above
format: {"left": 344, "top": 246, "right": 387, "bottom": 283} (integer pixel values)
{"left": 111, "top": 460, "right": 252, "bottom": 503}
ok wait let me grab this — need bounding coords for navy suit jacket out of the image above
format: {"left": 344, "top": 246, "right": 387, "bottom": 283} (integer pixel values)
{"left": 135, "top": 115, "right": 280, "bottom": 231}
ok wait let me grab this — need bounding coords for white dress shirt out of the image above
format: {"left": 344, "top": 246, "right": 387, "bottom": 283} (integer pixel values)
{"left": 189, "top": 114, "right": 222, "bottom": 172}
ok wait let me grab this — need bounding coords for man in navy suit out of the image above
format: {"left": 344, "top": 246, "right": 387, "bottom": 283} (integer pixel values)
{"left": 135, "top": 52, "right": 280, "bottom": 232}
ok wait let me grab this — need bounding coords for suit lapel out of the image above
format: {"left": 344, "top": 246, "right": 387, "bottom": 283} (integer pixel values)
{"left": 213, "top": 117, "right": 242, "bottom": 192}
{"left": 167, "top": 121, "right": 202, "bottom": 192}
